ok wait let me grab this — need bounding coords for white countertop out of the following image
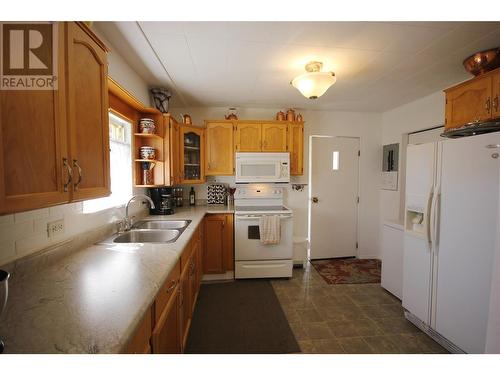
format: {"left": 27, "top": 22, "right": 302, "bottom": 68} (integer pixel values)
{"left": 0, "top": 205, "right": 233, "bottom": 353}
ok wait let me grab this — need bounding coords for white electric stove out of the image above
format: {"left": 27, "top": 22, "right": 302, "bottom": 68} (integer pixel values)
{"left": 234, "top": 185, "right": 293, "bottom": 279}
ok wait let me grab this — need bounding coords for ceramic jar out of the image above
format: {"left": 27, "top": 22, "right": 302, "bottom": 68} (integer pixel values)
{"left": 139, "top": 146, "right": 156, "bottom": 160}
{"left": 296, "top": 113, "right": 303, "bottom": 122}
{"left": 286, "top": 108, "right": 296, "bottom": 121}
{"left": 276, "top": 111, "right": 285, "bottom": 121}
{"left": 139, "top": 118, "right": 156, "bottom": 134}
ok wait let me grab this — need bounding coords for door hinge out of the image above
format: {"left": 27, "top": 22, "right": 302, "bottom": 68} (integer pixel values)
{"left": 357, "top": 196, "right": 360, "bottom": 204}
{"left": 358, "top": 150, "right": 360, "bottom": 157}
{"left": 356, "top": 242, "right": 359, "bottom": 249}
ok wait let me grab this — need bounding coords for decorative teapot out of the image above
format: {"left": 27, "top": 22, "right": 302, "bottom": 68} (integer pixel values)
{"left": 181, "top": 114, "right": 192, "bottom": 125}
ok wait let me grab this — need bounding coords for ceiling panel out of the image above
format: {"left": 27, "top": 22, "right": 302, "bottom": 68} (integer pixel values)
{"left": 99, "top": 21, "right": 500, "bottom": 112}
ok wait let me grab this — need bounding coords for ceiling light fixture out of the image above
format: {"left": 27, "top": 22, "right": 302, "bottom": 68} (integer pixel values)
{"left": 290, "top": 61, "right": 336, "bottom": 99}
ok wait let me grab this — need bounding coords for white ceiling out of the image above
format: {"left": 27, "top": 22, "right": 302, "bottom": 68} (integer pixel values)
{"left": 95, "top": 21, "right": 500, "bottom": 112}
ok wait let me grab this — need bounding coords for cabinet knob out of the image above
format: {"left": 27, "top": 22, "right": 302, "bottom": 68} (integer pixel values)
{"left": 312, "top": 197, "right": 319, "bottom": 203}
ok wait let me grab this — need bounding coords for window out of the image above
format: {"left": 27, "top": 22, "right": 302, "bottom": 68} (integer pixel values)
{"left": 83, "top": 112, "right": 132, "bottom": 213}
{"left": 332, "top": 151, "right": 340, "bottom": 171}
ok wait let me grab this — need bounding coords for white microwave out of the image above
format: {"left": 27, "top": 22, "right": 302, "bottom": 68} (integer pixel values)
{"left": 235, "top": 152, "right": 290, "bottom": 183}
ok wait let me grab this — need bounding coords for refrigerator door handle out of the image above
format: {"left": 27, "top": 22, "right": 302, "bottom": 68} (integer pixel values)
{"left": 432, "top": 184, "right": 441, "bottom": 251}
{"left": 425, "top": 185, "right": 434, "bottom": 249}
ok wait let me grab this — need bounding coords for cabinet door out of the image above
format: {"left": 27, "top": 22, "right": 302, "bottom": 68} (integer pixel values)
{"left": 492, "top": 70, "right": 500, "bottom": 118}
{"left": 203, "top": 214, "right": 225, "bottom": 273}
{"left": 289, "top": 122, "right": 304, "bottom": 175}
{"left": 445, "top": 76, "right": 492, "bottom": 130}
{"left": 235, "top": 123, "right": 261, "bottom": 152}
{"left": 180, "top": 126, "right": 205, "bottom": 184}
{"left": 205, "top": 122, "right": 234, "bottom": 175}
{"left": 189, "top": 254, "right": 197, "bottom": 316}
{"left": 66, "top": 22, "right": 110, "bottom": 201}
{"left": 151, "top": 287, "right": 181, "bottom": 354}
{"left": 262, "top": 123, "right": 288, "bottom": 152}
{"left": 0, "top": 24, "right": 70, "bottom": 214}
{"left": 169, "top": 117, "right": 181, "bottom": 185}
{"left": 179, "top": 262, "right": 191, "bottom": 351}
{"left": 125, "top": 308, "right": 152, "bottom": 354}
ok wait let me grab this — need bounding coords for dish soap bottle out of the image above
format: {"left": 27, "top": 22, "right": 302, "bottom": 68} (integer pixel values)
{"left": 189, "top": 187, "right": 196, "bottom": 206}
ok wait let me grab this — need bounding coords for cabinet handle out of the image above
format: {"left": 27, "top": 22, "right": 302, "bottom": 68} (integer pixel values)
{"left": 73, "top": 159, "right": 83, "bottom": 191}
{"left": 486, "top": 97, "right": 491, "bottom": 113}
{"left": 494, "top": 95, "right": 499, "bottom": 112}
{"left": 63, "top": 158, "right": 73, "bottom": 192}
{"left": 166, "top": 280, "right": 177, "bottom": 293}
{"left": 208, "top": 162, "right": 211, "bottom": 170}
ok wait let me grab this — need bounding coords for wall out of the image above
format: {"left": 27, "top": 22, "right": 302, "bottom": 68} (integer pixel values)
{"left": 171, "top": 106, "right": 383, "bottom": 259}
{"left": 380, "top": 91, "right": 445, "bottom": 223}
{"left": 0, "top": 30, "right": 150, "bottom": 267}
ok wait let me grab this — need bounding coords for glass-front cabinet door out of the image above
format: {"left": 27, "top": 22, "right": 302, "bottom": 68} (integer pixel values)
{"left": 180, "top": 125, "right": 205, "bottom": 184}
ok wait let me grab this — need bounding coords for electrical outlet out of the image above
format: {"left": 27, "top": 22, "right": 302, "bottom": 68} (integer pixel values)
{"left": 47, "top": 219, "right": 65, "bottom": 238}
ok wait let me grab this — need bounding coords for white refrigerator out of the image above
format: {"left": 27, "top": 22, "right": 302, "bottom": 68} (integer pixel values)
{"left": 403, "top": 132, "right": 500, "bottom": 353}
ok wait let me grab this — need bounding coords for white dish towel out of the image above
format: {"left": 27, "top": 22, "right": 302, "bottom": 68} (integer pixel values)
{"left": 259, "top": 215, "right": 281, "bottom": 245}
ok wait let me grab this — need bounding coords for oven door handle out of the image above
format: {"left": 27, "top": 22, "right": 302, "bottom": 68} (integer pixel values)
{"left": 235, "top": 215, "right": 293, "bottom": 220}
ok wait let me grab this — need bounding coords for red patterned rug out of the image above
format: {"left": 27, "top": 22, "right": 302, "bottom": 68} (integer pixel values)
{"left": 310, "top": 258, "right": 381, "bottom": 284}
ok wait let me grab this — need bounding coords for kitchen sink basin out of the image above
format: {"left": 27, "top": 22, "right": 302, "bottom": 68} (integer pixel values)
{"left": 132, "top": 219, "right": 191, "bottom": 230}
{"left": 113, "top": 229, "right": 180, "bottom": 244}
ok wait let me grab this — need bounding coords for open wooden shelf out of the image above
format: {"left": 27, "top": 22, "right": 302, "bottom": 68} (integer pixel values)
{"left": 134, "top": 159, "right": 164, "bottom": 163}
{"left": 134, "top": 133, "right": 163, "bottom": 139}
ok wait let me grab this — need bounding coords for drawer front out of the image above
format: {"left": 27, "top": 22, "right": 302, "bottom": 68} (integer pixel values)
{"left": 154, "top": 261, "right": 180, "bottom": 323}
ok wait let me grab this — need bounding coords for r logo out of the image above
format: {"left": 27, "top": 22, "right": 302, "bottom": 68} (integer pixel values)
{"left": 2, "top": 23, "right": 53, "bottom": 75}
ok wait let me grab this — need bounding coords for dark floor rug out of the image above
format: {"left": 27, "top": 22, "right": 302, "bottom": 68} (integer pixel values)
{"left": 310, "top": 258, "right": 381, "bottom": 284}
{"left": 185, "top": 280, "right": 300, "bottom": 354}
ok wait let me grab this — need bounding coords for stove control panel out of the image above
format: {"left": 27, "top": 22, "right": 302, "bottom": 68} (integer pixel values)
{"left": 235, "top": 186, "right": 283, "bottom": 199}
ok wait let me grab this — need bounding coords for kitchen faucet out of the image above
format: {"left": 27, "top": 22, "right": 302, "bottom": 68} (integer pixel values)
{"left": 122, "top": 194, "right": 155, "bottom": 231}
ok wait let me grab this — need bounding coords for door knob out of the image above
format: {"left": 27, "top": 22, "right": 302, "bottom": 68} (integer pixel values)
{"left": 312, "top": 197, "right": 319, "bottom": 203}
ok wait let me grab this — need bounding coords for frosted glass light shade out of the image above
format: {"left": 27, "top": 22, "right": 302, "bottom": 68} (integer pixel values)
{"left": 291, "top": 71, "right": 336, "bottom": 99}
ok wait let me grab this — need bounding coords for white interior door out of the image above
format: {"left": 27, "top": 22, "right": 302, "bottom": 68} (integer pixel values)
{"left": 309, "top": 137, "right": 359, "bottom": 260}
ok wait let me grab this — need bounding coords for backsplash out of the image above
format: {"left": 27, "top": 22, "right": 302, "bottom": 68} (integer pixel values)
{"left": 0, "top": 201, "right": 146, "bottom": 266}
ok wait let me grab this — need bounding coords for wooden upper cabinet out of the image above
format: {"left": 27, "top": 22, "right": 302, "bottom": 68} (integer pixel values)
{"left": 0, "top": 29, "right": 69, "bottom": 214}
{"left": 444, "top": 72, "right": 498, "bottom": 131}
{"left": 289, "top": 122, "right": 304, "bottom": 175}
{"left": 205, "top": 122, "right": 234, "bottom": 175}
{"left": 166, "top": 115, "right": 181, "bottom": 186}
{"left": 262, "top": 123, "right": 288, "bottom": 152}
{"left": 235, "top": 123, "right": 262, "bottom": 152}
{"left": 0, "top": 22, "right": 110, "bottom": 214}
{"left": 492, "top": 70, "right": 500, "bottom": 118}
{"left": 66, "top": 22, "right": 110, "bottom": 201}
{"left": 180, "top": 125, "right": 205, "bottom": 184}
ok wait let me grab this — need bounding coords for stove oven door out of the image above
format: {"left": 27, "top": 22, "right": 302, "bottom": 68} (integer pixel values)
{"left": 234, "top": 214, "right": 293, "bottom": 260}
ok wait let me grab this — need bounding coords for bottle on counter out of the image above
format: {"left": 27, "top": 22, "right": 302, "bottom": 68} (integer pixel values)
{"left": 189, "top": 187, "right": 196, "bottom": 206}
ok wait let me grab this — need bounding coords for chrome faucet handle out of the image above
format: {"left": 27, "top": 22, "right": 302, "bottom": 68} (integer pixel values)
{"left": 116, "top": 219, "right": 126, "bottom": 234}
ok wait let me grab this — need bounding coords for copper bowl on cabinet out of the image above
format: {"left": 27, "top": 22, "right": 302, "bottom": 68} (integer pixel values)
{"left": 463, "top": 48, "right": 500, "bottom": 76}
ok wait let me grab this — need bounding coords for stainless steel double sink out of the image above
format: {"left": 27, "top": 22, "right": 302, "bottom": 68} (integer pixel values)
{"left": 104, "top": 219, "right": 191, "bottom": 244}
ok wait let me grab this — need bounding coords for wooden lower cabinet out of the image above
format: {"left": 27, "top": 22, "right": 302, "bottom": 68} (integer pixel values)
{"left": 179, "top": 256, "right": 192, "bottom": 350}
{"left": 203, "top": 214, "right": 234, "bottom": 274}
{"left": 127, "top": 221, "right": 205, "bottom": 354}
{"left": 151, "top": 286, "right": 181, "bottom": 354}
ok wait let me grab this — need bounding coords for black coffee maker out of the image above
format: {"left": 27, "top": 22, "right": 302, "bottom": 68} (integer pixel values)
{"left": 149, "top": 187, "right": 175, "bottom": 215}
